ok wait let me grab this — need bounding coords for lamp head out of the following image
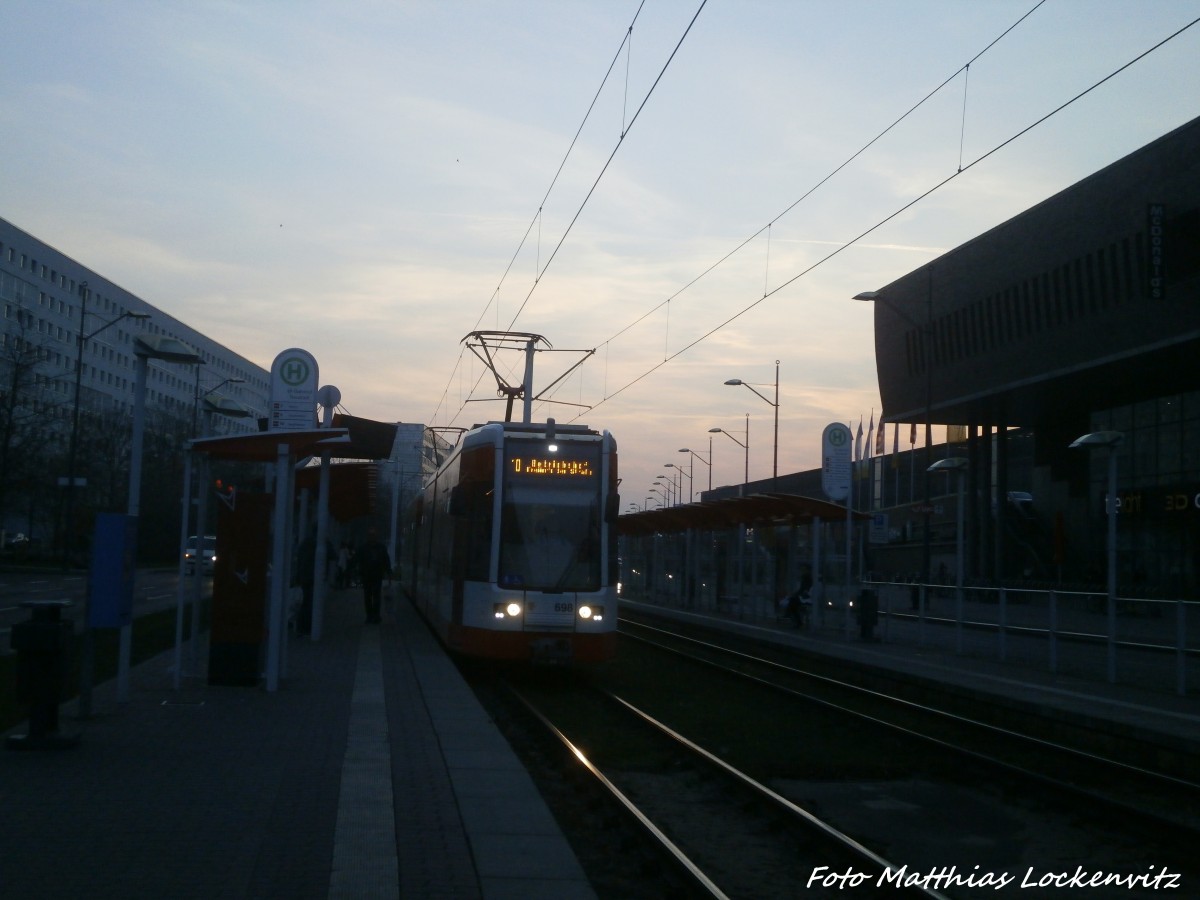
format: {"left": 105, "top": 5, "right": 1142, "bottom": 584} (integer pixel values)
{"left": 708, "top": 428, "right": 722, "bottom": 434}
{"left": 1069, "top": 430, "right": 1123, "bottom": 450}
{"left": 853, "top": 291, "right": 881, "bottom": 301}
{"left": 927, "top": 456, "right": 968, "bottom": 474}
{"left": 724, "top": 379, "right": 743, "bottom": 386}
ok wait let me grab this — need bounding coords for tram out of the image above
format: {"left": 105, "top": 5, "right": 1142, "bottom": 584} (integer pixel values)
{"left": 403, "top": 418, "right": 619, "bottom": 663}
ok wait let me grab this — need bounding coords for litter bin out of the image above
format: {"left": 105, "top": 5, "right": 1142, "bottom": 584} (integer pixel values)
{"left": 6, "top": 600, "right": 79, "bottom": 751}
{"left": 857, "top": 589, "right": 879, "bottom": 642}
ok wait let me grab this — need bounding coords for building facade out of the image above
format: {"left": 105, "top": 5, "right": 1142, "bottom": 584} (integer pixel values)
{"left": 864, "top": 115, "right": 1200, "bottom": 597}
{"left": 0, "top": 216, "right": 269, "bottom": 551}
{"left": 674, "top": 117, "right": 1200, "bottom": 600}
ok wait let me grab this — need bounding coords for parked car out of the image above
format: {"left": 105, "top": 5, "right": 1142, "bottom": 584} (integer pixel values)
{"left": 183, "top": 535, "right": 217, "bottom": 575}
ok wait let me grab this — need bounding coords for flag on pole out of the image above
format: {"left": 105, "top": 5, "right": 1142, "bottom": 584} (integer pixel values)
{"left": 947, "top": 424, "right": 967, "bottom": 443}
{"left": 891, "top": 419, "right": 900, "bottom": 468}
{"left": 910, "top": 421, "right": 917, "bottom": 446}
{"left": 866, "top": 411, "right": 875, "bottom": 460}
{"left": 855, "top": 417, "right": 863, "bottom": 462}
{"left": 875, "top": 419, "right": 886, "bottom": 457}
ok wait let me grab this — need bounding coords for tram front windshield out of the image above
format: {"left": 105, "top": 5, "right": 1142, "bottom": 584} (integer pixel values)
{"left": 498, "top": 483, "right": 600, "bottom": 592}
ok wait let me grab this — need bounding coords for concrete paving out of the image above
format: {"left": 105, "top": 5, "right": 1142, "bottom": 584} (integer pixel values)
{"left": 0, "top": 586, "right": 594, "bottom": 900}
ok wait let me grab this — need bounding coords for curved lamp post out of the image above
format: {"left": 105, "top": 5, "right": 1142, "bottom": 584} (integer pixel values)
{"left": 928, "top": 456, "right": 968, "bottom": 652}
{"left": 725, "top": 360, "right": 779, "bottom": 488}
{"left": 63, "top": 285, "right": 151, "bottom": 568}
{"left": 193, "top": 375, "right": 247, "bottom": 435}
{"left": 709, "top": 415, "right": 749, "bottom": 490}
{"left": 855, "top": 285, "right": 934, "bottom": 583}
{"left": 117, "top": 335, "right": 203, "bottom": 703}
{"left": 1069, "top": 430, "right": 1123, "bottom": 683}
{"left": 679, "top": 443, "right": 712, "bottom": 495}
{"left": 665, "top": 462, "right": 691, "bottom": 505}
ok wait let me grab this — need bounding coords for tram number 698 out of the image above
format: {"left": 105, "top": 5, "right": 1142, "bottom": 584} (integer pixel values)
{"left": 554, "top": 602, "right": 575, "bottom": 614}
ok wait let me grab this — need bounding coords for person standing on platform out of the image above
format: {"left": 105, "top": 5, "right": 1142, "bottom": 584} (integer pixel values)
{"left": 336, "top": 540, "right": 351, "bottom": 588}
{"left": 296, "top": 529, "right": 317, "bottom": 635}
{"left": 358, "top": 527, "right": 392, "bottom": 624}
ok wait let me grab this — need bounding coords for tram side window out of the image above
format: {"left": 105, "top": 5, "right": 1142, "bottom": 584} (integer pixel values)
{"left": 454, "top": 479, "right": 493, "bottom": 582}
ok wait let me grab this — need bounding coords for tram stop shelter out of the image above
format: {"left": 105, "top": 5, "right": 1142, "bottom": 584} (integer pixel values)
{"left": 618, "top": 493, "right": 872, "bottom": 613}
{"left": 180, "top": 418, "right": 397, "bottom": 692}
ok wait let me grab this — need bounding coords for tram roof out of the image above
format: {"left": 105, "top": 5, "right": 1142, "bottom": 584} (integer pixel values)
{"left": 617, "top": 492, "right": 870, "bottom": 536}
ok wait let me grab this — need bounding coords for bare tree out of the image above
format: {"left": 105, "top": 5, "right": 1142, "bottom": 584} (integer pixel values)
{"left": 0, "top": 306, "right": 66, "bottom": 546}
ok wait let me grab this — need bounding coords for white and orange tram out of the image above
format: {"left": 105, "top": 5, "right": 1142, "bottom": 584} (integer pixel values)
{"left": 403, "top": 419, "right": 619, "bottom": 663}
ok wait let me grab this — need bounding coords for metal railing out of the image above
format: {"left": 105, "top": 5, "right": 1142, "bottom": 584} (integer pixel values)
{"left": 624, "top": 577, "right": 1200, "bottom": 697}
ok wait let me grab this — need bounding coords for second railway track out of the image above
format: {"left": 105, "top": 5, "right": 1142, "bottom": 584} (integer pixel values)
{"left": 468, "top": 615, "right": 1200, "bottom": 898}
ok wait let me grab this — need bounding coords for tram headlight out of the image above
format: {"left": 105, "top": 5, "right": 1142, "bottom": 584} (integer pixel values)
{"left": 494, "top": 601, "right": 522, "bottom": 619}
{"left": 578, "top": 604, "right": 604, "bottom": 622}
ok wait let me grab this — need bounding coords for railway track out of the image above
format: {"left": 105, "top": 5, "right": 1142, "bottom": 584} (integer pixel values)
{"left": 502, "top": 675, "right": 948, "bottom": 899}
{"left": 618, "top": 614, "right": 1200, "bottom": 837}
{"left": 471, "top": 618, "right": 1199, "bottom": 898}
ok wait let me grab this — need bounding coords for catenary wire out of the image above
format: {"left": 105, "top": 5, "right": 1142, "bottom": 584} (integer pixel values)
{"left": 428, "top": 0, "right": 652, "bottom": 427}
{"left": 569, "top": 13, "right": 1200, "bottom": 420}
{"left": 593, "top": 0, "right": 1047, "bottom": 351}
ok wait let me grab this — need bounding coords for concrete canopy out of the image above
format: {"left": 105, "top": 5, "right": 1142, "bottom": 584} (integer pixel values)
{"left": 188, "top": 429, "right": 352, "bottom": 462}
{"left": 618, "top": 492, "right": 870, "bottom": 536}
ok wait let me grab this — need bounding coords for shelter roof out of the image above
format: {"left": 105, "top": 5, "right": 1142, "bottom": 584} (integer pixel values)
{"left": 189, "top": 415, "right": 399, "bottom": 463}
{"left": 188, "top": 429, "right": 352, "bottom": 462}
{"left": 331, "top": 414, "right": 399, "bottom": 460}
{"left": 617, "top": 492, "right": 870, "bottom": 536}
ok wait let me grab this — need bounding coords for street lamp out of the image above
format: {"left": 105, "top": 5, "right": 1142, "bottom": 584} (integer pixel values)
{"left": 63, "top": 282, "right": 151, "bottom": 567}
{"left": 679, "top": 444, "right": 712, "bottom": 496}
{"left": 118, "top": 334, "right": 203, "bottom": 702}
{"left": 855, "top": 282, "right": 934, "bottom": 584}
{"left": 661, "top": 467, "right": 682, "bottom": 505}
{"left": 725, "top": 360, "right": 779, "bottom": 488}
{"left": 709, "top": 413, "right": 749, "bottom": 489}
{"left": 1070, "top": 430, "right": 1123, "bottom": 683}
{"left": 193, "top": 375, "right": 247, "bottom": 435}
{"left": 928, "top": 456, "right": 968, "bottom": 652}
{"left": 656, "top": 475, "right": 676, "bottom": 507}
{"left": 665, "top": 462, "right": 691, "bottom": 505}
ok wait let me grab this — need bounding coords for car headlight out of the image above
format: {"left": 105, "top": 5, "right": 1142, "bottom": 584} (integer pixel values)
{"left": 494, "top": 601, "right": 522, "bottom": 619}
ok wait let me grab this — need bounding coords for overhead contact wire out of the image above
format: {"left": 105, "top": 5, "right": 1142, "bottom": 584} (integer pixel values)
{"left": 577, "top": 12, "right": 1199, "bottom": 417}
{"left": 431, "top": 2, "right": 649, "bottom": 426}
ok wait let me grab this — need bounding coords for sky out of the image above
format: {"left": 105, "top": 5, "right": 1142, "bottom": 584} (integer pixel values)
{"left": 2, "top": 0, "right": 1198, "bottom": 506}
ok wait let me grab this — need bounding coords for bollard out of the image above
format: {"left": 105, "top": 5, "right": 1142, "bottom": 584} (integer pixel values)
{"left": 6, "top": 600, "right": 80, "bottom": 751}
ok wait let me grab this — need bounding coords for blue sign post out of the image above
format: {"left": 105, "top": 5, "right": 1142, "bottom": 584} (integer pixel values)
{"left": 88, "top": 513, "right": 137, "bottom": 629}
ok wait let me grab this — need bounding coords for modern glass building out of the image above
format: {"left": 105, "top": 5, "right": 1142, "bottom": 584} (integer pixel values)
{"left": 859, "top": 114, "right": 1200, "bottom": 597}
{"left": 643, "top": 116, "right": 1200, "bottom": 601}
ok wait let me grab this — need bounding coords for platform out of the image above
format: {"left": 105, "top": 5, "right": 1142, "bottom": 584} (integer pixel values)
{"left": 0, "top": 587, "right": 595, "bottom": 900}
{"left": 622, "top": 596, "right": 1200, "bottom": 761}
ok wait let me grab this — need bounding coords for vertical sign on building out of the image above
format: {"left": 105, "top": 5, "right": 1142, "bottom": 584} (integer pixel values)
{"left": 269, "top": 348, "right": 319, "bottom": 431}
{"left": 1147, "top": 203, "right": 1165, "bottom": 300}
{"left": 821, "top": 422, "right": 851, "bottom": 501}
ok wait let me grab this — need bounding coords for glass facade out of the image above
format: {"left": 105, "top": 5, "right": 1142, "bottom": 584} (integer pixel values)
{"left": 1087, "top": 390, "right": 1200, "bottom": 596}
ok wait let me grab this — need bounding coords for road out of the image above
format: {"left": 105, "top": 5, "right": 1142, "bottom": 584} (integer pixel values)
{"left": 0, "top": 568, "right": 210, "bottom": 650}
